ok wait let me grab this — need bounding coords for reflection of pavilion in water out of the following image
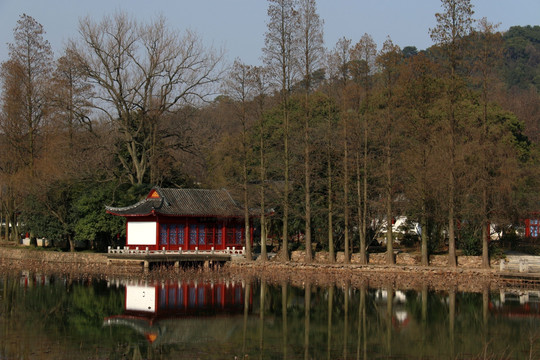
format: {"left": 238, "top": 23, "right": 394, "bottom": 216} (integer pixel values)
{"left": 20, "top": 270, "right": 50, "bottom": 287}
{"left": 104, "top": 279, "right": 252, "bottom": 345}
{"left": 490, "top": 289, "right": 540, "bottom": 318}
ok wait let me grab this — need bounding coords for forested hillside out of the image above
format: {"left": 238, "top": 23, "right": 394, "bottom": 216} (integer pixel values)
{"left": 1, "top": 1, "right": 539, "bottom": 268}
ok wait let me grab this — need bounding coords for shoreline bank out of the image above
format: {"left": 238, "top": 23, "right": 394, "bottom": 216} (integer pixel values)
{"left": 0, "top": 244, "right": 516, "bottom": 292}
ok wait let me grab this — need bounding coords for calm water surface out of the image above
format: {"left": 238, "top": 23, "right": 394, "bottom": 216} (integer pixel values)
{"left": 1, "top": 272, "right": 540, "bottom": 359}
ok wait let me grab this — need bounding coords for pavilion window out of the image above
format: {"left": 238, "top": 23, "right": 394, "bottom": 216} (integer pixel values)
{"left": 198, "top": 224, "right": 206, "bottom": 245}
{"left": 169, "top": 225, "right": 178, "bottom": 245}
{"left": 189, "top": 224, "right": 197, "bottom": 245}
{"left": 160, "top": 224, "right": 167, "bottom": 246}
{"left": 226, "top": 226, "right": 235, "bottom": 245}
{"left": 217, "top": 227, "right": 223, "bottom": 245}
{"left": 206, "top": 226, "right": 215, "bottom": 246}
{"left": 177, "top": 224, "right": 185, "bottom": 245}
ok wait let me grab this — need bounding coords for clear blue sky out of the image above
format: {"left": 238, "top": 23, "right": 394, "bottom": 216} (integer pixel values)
{"left": 0, "top": 0, "right": 539, "bottom": 66}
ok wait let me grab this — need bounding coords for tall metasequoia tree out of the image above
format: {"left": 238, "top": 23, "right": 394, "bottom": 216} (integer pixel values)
{"left": 296, "top": 0, "right": 324, "bottom": 263}
{"left": 52, "top": 48, "right": 93, "bottom": 149}
{"left": 430, "top": 0, "right": 474, "bottom": 267}
{"left": 399, "top": 53, "right": 442, "bottom": 266}
{"left": 375, "top": 37, "right": 403, "bottom": 265}
{"left": 72, "top": 12, "right": 222, "bottom": 185}
{"left": 0, "top": 14, "right": 52, "bottom": 243}
{"left": 31, "top": 50, "right": 94, "bottom": 253}
{"left": 5, "top": 14, "right": 53, "bottom": 175}
{"left": 224, "top": 59, "right": 254, "bottom": 261}
{"left": 475, "top": 18, "right": 503, "bottom": 268}
{"left": 326, "top": 37, "right": 352, "bottom": 263}
{"left": 0, "top": 62, "right": 24, "bottom": 243}
{"left": 350, "top": 33, "right": 377, "bottom": 264}
{"left": 263, "top": 0, "right": 299, "bottom": 261}
{"left": 252, "top": 66, "right": 271, "bottom": 261}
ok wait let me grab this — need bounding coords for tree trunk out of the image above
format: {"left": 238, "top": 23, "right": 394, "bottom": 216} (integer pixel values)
{"left": 327, "top": 145, "right": 334, "bottom": 263}
{"left": 357, "top": 153, "right": 365, "bottom": 264}
{"left": 358, "top": 115, "right": 369, "bottom": 265}
{"left": 243, "top": 112, "right": 252, "bottom": 261}
{"left": 260, "top": 133, "right": 268, "bottom": 262}
{"left": 304, "top": 108, "right": 312, "bottom": 263}
{"left": 243, "top": 179, "right": 252, "bottom": 261}
{"left": 68, "top": 233, "right": 75, "bottom": 252}
{"left": 385, "top": 132, "right": 394, "bottom": 265}
{"left": 448, "top": 187, "right": 457, "bottom": 267}
{"left": 149, "top": 120, "right": 158, "bottom": 185}
{"left": 343, "top": 118, "right": 350, "bottom": 264}
{"left": 386, "top": 182, "right": 394, "bottom": 265}
{"left": 1, "top": 206, "right": 5, "bottom": 243}
{"left": 421, "top": 209, "right": 429, "bottom": 266}
{"left": 282, "top": 105, "right": 290, "bottom": 262}
{"left": 448, "top": 104, "right": 457, "bottom": 267}
{"left": 482, "top": 187, "right": 490, "bottom": 268}
{"left": 481, "top": 79, "right": 490, "bottom": 269}
{"left": 10, "top": 206, "right": 19, "bottom": 243}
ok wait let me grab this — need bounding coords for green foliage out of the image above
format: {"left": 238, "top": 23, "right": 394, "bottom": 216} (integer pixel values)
{"left": 502, "top": 25, "right": 540, "bottom": 91}
{"left": 400, "top": 233, "right": 420, "bottom": 248}
{"left": 402, "top": 46, "right": 418, "bottom": 58}
{"left": 68, "top": 283, "right": 125, "bottom": 337}
{"left": 22, "top": 196, "right": 66, "bottom": 242}
{"left": 20, "top": 179, "right": 151, "bottom": 252}
{"left": 21, "top": 182, "right": 78, "bottom": 249}
{"left": 457, "top": 226, "right": 482, "bottom": 256}
{"left": 497, "top": 111, "right": 531, "bottom": 162}
{"left": 489, "top": 242, "right": 506, "bottom": 259}
{"left": 74, "top": 182, "right": 151, "bottom": 251}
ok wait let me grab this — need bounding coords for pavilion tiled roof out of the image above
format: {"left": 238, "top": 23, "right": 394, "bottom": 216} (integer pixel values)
{"left": 105, "top": 187, "right": 245, "bottom": 217}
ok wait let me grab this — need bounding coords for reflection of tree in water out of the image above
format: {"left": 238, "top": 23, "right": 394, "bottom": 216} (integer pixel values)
{"left": 0, "top": 274, "right": 131, "bottom": 359}
{"left": 3, "top": 274, "right": 540, "bottom": 358}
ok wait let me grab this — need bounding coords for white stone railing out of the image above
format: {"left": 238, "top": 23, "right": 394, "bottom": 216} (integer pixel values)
{"left": 107, "top": 246, "right": 245, "bottom": 256}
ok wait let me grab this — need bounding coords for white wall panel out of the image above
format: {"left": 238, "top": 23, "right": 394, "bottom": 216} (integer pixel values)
{"left": 127, "top": 221, "right": 156, "bottom": 246}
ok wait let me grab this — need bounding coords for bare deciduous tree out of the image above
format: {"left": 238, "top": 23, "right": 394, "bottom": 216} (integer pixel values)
{"left": 375, "top": 37, "right": 403, "bottom": 265}
{"left": 475, "top": 18, "right": 503, "bottom": 268}
{"left": 223, "top": 59, "right": 255, "bottom": 261}
{"left": 296, "top": 0, "right": 324, "bottom": 262}
{"left": 324, "top": 37, "right": 352, "bottom": 263}
{"left": 263, "top": 0, "right": 299, "bottom": 261}
{"left": 4, "top": 14, "right": 53, "bottom": 174}
{"left": 0, "top": 14, "right": 53, "bottom": 243}
{"left": 52, "top": 48, "right": 94, "bottom": 147}
{"left": 430, "top": 0, "right": 474, "bottom": 267}
{"left": 71, "top": 12, "right": 224, "bottom": 185}
{"left": 350, "top": 33, "right": 377, "bottom": 264}
{"left": 252, "top": 66, "right": 272, "bottom": 261}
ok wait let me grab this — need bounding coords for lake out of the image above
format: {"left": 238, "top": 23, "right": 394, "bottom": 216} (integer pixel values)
{"left": 1, "top": 271, "right": 539, "bottom": 359}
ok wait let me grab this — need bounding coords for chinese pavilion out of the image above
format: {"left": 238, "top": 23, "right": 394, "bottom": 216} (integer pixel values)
{"left": 106, "top": 187, "right": 253, "bottom": 252}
